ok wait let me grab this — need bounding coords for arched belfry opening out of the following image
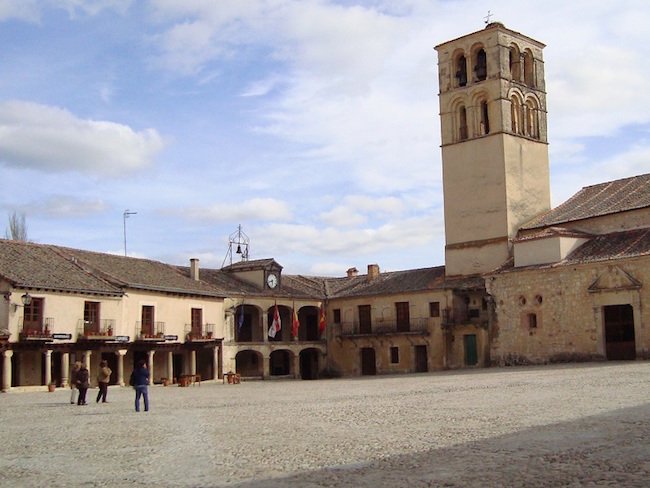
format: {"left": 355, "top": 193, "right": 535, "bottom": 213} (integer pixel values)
{"left": 474, "top": 48, "right": 487, "bottom": 81}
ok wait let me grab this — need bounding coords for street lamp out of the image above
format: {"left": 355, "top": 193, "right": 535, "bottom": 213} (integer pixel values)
{"left": 123, "top": 209, "right": 137, "bottom": 256}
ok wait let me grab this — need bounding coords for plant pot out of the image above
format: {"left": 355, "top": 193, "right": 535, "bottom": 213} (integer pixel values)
{"left": 47, "top": 384, "right": 56, "bottom": 392}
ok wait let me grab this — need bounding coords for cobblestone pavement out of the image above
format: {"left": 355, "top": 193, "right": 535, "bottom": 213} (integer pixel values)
{"left": 1, "top": 362, "right": 649, "bottom": 487}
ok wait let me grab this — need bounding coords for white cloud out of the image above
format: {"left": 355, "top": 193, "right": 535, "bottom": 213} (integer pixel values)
{"left": 0, "top": 0, "right": 131, "bottom": 22}
{"left": 182, "top": 198, "right": 293, "bottom": 222}
{"left": 0, "top": 101, "right": 165, "bottom": 175}
{"left": 23, "top": 195, "right": 108, "bottom": 218}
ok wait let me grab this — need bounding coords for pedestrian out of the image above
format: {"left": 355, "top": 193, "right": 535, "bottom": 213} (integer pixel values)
{"left": 96, "top": 360, "right": 112, "bottom": 403}
{"left": 69, "top": 361, "right": 81, "bottom": 404}
{"left": 76, "top": 362, "right": 89, "bottom": 405}
{"left": 130, "top": 359, "right": 150, "bottom": 412}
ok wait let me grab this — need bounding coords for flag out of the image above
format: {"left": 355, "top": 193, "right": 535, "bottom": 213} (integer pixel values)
{"left": 291, "top": 303, "right": 300, "bottom": 338}
{"left": 319, "top": 306, "right": 326, "bottom": 335}
{"left": 268, "top": 303, "right": 281, "bottom": 338}
{"left": 237, "top": 305, "right": 244, "bottom": 333}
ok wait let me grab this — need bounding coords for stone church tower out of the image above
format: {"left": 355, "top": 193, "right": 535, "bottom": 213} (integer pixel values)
{"left": 435, "top": 23, "right": 551, "bottom": 276}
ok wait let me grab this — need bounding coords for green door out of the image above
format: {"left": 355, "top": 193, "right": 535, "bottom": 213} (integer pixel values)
{"left": 464, "top": 334, "right": 478, "bottom": 366}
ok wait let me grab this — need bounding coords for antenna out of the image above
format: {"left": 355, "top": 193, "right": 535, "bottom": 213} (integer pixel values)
{"left": 222, "top": 225, "right": 250, "bottom": 268}
{"left": 123, "top": 209, "right": 137, "bottom": 256}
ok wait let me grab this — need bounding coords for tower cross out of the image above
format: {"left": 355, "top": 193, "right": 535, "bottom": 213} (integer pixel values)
{"left": 484, "top": 10, "right": 493, "bottom": 24}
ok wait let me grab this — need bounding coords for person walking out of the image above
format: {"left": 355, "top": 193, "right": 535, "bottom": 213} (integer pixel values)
{"left": 130, "top": 359, "right": 150, "bottom": 412}
{"left": 69, "top": 361, "right": 81, "bottom": 404}
{"left": 76, "top": 362, "right": 89, "bottom": 405}
{"left": 96, "top": 360, "right": 112, "bottom": 403}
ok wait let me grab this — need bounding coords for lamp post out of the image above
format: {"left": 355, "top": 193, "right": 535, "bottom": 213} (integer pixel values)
{"left": 123, "top": 209, "right": 137, "bottom": 256}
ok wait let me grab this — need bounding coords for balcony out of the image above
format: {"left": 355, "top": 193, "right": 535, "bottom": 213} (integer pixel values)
{"left": 441, "top": 308, "right": 488, "bottom": 329}
{"left": 19, "top": 317, "right": 54, "bottom": 341}
{"left": 185, "top": 323, "right": 214, "bottom": 342}
{"left": 135, "top": 321, "right": 166, "bottom": 342}
{"left": 77, "top": 319, "right": 115, "bottom": 340}
{"left": 339, "top": 318, "right": 430, "bottom": 337}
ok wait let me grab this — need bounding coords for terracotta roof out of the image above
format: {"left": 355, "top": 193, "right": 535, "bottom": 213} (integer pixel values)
{"left": 0, "top": 239, "right": 122, "bottom": 295}
{"left": 221, "top": 258, "right": 281, "bottom": 272}
{"left": 515, "top": 226, "right": 593, "bottom": 242}
{"left": 565, "top": 228, "right": 650, "bottom": 264}
{"left": 521, "top": 173, "right": 650, "bottom": 230}
{"left": 60, "top": 247, "right": 225, "bottom": 297}
{"left": 322, "top": 266, "right": 481, "bottom": 298}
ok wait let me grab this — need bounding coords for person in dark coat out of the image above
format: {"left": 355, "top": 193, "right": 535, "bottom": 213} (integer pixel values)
{"left": 130, "top": 359, "right": 150, "bottom": 412}
{"left": 76, "top": 363, "right": 90, "bottom": 405}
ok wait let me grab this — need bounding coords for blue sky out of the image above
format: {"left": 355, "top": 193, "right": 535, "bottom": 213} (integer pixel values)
{"left": 1, "top": 0, "right": 649, "bottom": 276}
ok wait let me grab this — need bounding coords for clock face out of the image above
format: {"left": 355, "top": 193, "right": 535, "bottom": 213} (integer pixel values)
{"left": 267, "top": 273, "right": 278, "bottom": 289}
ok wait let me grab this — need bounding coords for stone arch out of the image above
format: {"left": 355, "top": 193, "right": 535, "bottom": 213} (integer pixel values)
{"left": 452, "top": 48, "right": 468, "bottom": 88}
{"left": 297, "top": 305, "right": 320, "bottom": 341}
{"left": 470, "top": 43, "right": 487, "bottom": 82}
{"left": 269, "top": 349, "right": 292, "bottom": 376}
{"left": 509, "top": 90, "right": 525, "bottom": 135}
{"left": 235, "top": 349, "right": 263, "bottom": 377}
{"left": 266, "top": 304, "right": 292, "bottom": 342}
{"left": 524, "top": 95, "right": 541, "bottom": 139}
{"left": 471, "top": 91, "right": 491, "bottom": 136}
{"left": 235, "top": 304, "right": 263, "bottom": 342}
{"left": 509, "top": 43, "right": 521, "bottom": 82}
{"left": 299, "top": 347, "right": 321, "bottom": 380}
{"left": 523, "top": 48, "right": 535, "bottom": 87}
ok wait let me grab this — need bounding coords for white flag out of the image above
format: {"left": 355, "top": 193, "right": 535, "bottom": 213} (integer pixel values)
{"left": 268, "top": 304, "right": 281, "bottom": 338}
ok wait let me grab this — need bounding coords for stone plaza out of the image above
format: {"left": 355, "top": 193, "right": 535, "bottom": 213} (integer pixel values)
{"left": 1, "top": 361, "right": 649, "bottom": 487}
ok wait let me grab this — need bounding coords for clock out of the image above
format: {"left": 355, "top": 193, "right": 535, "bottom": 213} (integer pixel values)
{"left": 266, "top": 273, "right": 278, "bottom": 289}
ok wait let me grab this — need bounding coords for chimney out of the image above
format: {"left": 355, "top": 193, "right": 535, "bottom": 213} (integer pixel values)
{"left": 367, "top": 264, "right": 380, "bottom": 282}
{"left": 190, "top": 258, "right": 200, "bottom": 281}
{"left": 346, "top": 267, "right": 358, "bottom": 278}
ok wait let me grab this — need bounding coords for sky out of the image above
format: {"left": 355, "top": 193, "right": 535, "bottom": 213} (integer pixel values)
{"left": 1, "top": 0, "right": 650, "bottom": 276}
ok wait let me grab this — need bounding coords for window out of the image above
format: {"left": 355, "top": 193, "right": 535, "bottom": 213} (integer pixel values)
{"left": 390, "top": 346, "right": 399, "bottom": 364}
{"left": 191, "top": 308, "right": 202, "bottom": 335}
{"left": 474, "top": 48, "right": 487, "bottom": 81}
{"left": 333, "top": 309, "right": 341, "bottom": 324}
{"left": 525, "top": 99, "right": 540, "bottom": 139}
{"left": 429, "top": 302, "right": 440, "bottom": 318}
{"left": 84, "top": 301, "right": 100, "bottom": 334}
{"left": 358, "top": 305, "right": 372, "bottom": 334}
{"left": 528, "top": 313, "right": 537, "bottom": 328}
{"left": 511, "top": 95, "right": 522, "bottom": 134}
{"left": 395, "top": 302, "right": 410, "bottom": 332}
{"left": 141, "top": 305, "right": 155, "bottom": 336}
{"left": 24, "top": 297, "right": 44, "bottom": 331}
{"left": 468, "top": 308, "right": 480, "bottom": 319}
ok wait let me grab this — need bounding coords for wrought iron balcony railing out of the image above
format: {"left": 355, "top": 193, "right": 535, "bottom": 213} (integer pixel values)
{"left": 19, "top": 317, "right": 54, "bottom": 340}
{"left": 339, "top": 317, "right": 431, "bottom": 337}
{"left": 135, "top": 321, "right": 165, "bottom": 340}
{"left": 185, "top": 323, "right": 214, "bottom": 341}
{"left": 77, "top": 319, "right": 115, "bottom": 339}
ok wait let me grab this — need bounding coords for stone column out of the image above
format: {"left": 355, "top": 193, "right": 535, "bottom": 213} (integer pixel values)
{"left": 263, "top": 312, "right": 269, "bottom": 343}
{"left": 44, "top": 349, "right": 52, "bottom": 386}
{"left": 190, "top": 350, "right": 196, "bottom": 376}
{"left": 116, "top": 349, "right": 127, "bottom": 386}
{"left": 2, "top": 350, "right": 13, "bottom": 392}
{"left": 167, "top": 351, "right": 174, "bottom": 383}
{"left": 292, "top": 353, "right": 300, "bottom": 380}
{"left": 61, "top": 352, "right": 70, "bottom": 387}
{"left": 83, "top": 351, "right": 92, "bottom": 386}
{"left": 263, "top": 354, "right": 270, "bottom": 378}
{"left": 213, "top": 345, "right": 220, "bottom": 380}
{"left": 147, "top": 350, "right": 155, "bottom": 385}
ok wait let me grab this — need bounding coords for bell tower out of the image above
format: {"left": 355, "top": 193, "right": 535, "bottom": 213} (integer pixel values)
{"left": 435, "top": 23, "right": 551, "bottom": 276}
